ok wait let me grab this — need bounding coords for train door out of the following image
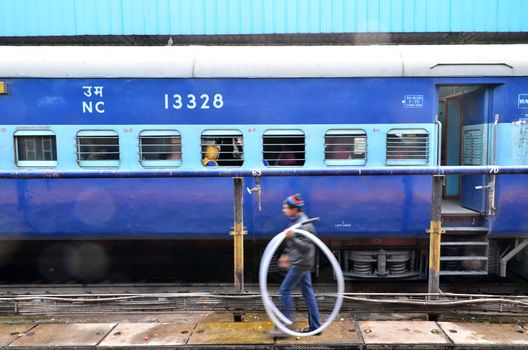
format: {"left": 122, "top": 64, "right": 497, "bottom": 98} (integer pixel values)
{"left": 438, "top": 86, "right": 490, "bottom": 212}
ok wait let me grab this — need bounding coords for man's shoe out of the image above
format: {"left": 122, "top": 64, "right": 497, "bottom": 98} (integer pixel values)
{"left": 267, "top": 328, "right": 290, "bottom": 338}
{"left": 298, "top": 327, "right": 323, "bottom": 336}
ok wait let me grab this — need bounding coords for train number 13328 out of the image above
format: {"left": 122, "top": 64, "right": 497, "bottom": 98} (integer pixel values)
{"left": 164, "top": 93, "right": 224, "bottom": 110}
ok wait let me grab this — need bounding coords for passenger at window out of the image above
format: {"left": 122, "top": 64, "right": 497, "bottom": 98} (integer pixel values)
{"left": 167, "top": 137, "right": 182, "bottom": 160}
{"left": 326, "top": 144, "right": 351, "bottom": 160}
{"left": 202, "top": 145, "right": 220, "bottom": 166}
{"left": 389, "top": 135, "right": 408, "bottom": 160}
{"left": 232, "top": 137, "right": 243, "bottom": 159}
{"left": 86, "top": 147, "right": 109, "bottom": 160}
{"left": 276, "top": 145, "right": 297, "bottom": 166}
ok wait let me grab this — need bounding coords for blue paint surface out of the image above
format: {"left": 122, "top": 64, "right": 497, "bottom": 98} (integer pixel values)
{"left": 2, "top": 77, "right": 525, "bottom": 125}
{"left": 460, "top": 89, "right": 488, "bottom": 212}
{"left": 461, "top": 89, "right": 489, "bottom": 126}
{"left": 1, "top": 78, "right": 434, "bottom": 125}
{"left": 0, "top": 76, "right": 527, "bottom": 239}
{"left": 0, "top": 176, "right": 431, "bottom": 238}
{"left": 490, "top": 175, "right": 528, "bottom": 235}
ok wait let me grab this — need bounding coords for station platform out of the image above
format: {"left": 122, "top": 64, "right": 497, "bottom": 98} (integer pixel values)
{"left": 0, "top": 312, "right": 527, "bottom": 349}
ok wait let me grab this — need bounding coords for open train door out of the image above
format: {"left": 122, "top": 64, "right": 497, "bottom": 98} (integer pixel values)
{"left": 459, "top": 88, "right": 491, "bottom": 213}
{"left": 439, "top": 86, "right": 490, "bottom": 213}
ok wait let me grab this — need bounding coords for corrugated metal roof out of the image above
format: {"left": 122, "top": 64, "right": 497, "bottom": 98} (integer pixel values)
{"left": 1, "top": 0, "right": 527, "bottom": 37}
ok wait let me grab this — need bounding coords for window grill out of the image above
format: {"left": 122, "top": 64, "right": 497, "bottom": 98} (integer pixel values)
{"left": 263, "top": 130, "right": 305, "bottom": 166}
{"left": 14, "top": 130, "right": 57, "bottom": 167}
{"left": 462, "top": 129, "right": 483, "bottom": 165}
{"left": 201, "top": 130, "right": 243, "bottom": 167}
{"left": 386, "top": 129, "right": 429, "bottom": 165}
{"left": 139, "top": 130, "right": 181, "bottom": 167}
{"left": 325, "top": 129, "right": 367, "bottom": 165}
{"left": 76, "top": 131, "right": 119, "bottom": 166}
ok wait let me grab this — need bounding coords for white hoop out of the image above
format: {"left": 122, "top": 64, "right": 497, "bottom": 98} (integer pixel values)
{"left": 259, "top": 228, "right": 345, "bottom": 337}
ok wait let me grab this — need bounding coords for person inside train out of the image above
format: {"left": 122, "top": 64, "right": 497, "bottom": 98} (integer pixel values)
{"left": 86, "top": 146, "right": 111, "bottom": 160}
{"left": 325, "top": 136, "right": 358, "bottom": 160}
{"left": 325, "top": 143, "right": 351, "bottom": 160}
{"left": 166, "top": 137, "right": 182, "bottom": 160}
{"left": 275, "top": 145, "right": 297, "bottom": 166}
{"left": 202, "top": 145, "right": 220, "bottom": 166}
{"left": 269, "top": 194, "right": 322, "bottom": 337}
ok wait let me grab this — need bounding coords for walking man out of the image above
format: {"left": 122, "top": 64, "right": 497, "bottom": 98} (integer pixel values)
{"left": 271, "top": 193, "right": 321, "bottom": 337}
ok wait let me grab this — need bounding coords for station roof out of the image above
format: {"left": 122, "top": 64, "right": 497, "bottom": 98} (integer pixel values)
{"left": 0, "top": 0, "right": 527, "bottom": 45}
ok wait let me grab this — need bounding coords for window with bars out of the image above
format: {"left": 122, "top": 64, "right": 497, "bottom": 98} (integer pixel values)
{"left": 76, "top": 130, "right": 119, "bottom": 166}
{"left": 263, "top": 130, "right": 305, "bottom": 166}
{"left": 14, "top": 130, "right": 57, "bottom": 166}
{"left": 386, "top": 129, "right": 429, "bottom": 165}
{"left": 325, "top": 129, "right": 367, "bottom": 165}
{"left": 462, "top": 129, "right": 483, "bottom": 165}
{"left": 139, "top": 130, "right": 181, "bottom": 167}
{"left": 201, "top": 130, "right": 243, "bottom": 167}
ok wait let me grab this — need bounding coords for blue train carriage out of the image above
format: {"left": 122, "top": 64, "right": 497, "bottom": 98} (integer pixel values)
{"left": 0, "top": 45, "right": 527, "bottom": 279}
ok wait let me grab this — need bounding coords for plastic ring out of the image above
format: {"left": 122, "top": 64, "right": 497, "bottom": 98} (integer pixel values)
{"left": 259, "top": 228, "right": 345, "bottom": 337}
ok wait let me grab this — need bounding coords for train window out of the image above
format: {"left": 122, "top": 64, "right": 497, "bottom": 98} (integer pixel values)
{"left": 139, "top": 130, "right": 181, "bottom": 167}
{"left": 325, "top": 129, "right": 367, "bottom": 165}
{"left": 386, "top": 129, "right": 429, "bottom": 165}
{"left": 201, "top": 130, "right": 243, "bottom": 167}
{"left": 263, "top": 130, "right": 305, "bottom": 166}
{"left": 462, "top": 129, "right": 483, "bottom": 165}
{"left": 14, "top": 130, "right": 57, "bottom": 167}
{"left": 76, "top": 130, "right": 120, "bottom": 167}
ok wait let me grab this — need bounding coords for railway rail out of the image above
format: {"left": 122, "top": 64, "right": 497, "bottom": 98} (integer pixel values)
{"left": 0, "top": 283, "right": 526, "bottom": 318}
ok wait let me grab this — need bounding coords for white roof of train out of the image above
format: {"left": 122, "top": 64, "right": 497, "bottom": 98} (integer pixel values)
{"left": 0, "top": 45, "right": 527, "bottom": 78}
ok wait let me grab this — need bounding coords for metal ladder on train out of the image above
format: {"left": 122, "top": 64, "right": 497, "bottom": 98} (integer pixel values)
{"left": 438, "top": 207, "right": 489, "bottom": 276}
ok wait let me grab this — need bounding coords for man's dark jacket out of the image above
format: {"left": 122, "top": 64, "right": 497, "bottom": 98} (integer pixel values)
{"left": 284, "top": 213, "right": 316, "bottom": 271}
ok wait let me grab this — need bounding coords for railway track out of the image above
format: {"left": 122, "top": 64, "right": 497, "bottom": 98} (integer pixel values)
{"left": 0, "top": 283, "right": 526, "bottom": 318}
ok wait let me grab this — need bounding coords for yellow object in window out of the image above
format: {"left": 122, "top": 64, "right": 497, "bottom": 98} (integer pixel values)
{"left": 0, "top": 82, "right": 7, "bottom": 94}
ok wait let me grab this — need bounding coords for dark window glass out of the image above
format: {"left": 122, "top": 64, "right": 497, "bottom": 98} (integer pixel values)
{"left": 16, "top": 136, "right": 57, "bottom": 161}
{"left": 140, "top": 135, "right": 181, "bottom": 161}
{"left": 201, "top": 131, "right": 243, "bottom": 167}
{"left": 325, "top": 131, "right": 366, "bottom": 160}
{"left": 77, "top": 135, "right": 119, "bottom": 161}
{"left": 263, "top": 131, "right": 305, "bottom": 166}
{"left": 386, "top": 131, "right": 429, "bottom": 161}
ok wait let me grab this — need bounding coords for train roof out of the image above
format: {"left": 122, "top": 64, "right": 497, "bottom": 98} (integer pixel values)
{"left": 1, "top": 44, "right": 528, "bottom": 78}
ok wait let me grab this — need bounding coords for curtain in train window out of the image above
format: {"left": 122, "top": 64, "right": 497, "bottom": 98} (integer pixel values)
{"left": 14, "top": 130, "right": 57, "bottom": 167}
{"left": 263, "top": 130, "right": 305, "bottom": 167}
{"left": 201, "top": 130, "right": 243, "bottom": 167}
{"left": 386, "top": 129, "right": 429, "bottom": 165}
{"left": 76, "top": 130, "right": 120, "bottom": 167}
{"left": 325, "top": 129, "right": 367, "bottom": 166}
{"left": 139, "top": 130, "right": 181, "bottom": 167}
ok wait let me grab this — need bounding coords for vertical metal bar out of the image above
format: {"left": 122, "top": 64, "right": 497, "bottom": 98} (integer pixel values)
{"left": 435, "top": 115, "right": 442, "bottom": 166}
{"left": 233, "top": 177, "right": 244, "bottom": 294}
{"left": 499, "top": 239, "right": 528, "bottom": 277}
{"left": 428, "top": 175, "right": 444, "bottom": 294}
{"left": 489, "top": 114, "right": 500, "bottom": 215}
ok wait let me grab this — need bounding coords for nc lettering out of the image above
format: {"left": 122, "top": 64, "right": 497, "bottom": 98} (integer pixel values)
{"left": 82, "top": 101, "right": 105, "bottom": 113}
